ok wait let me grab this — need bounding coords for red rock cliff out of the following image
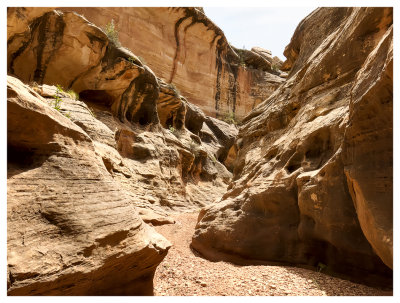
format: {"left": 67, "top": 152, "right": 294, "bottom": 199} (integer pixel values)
{"left": 58, "top": 7, "right": 284, "bottom": 119}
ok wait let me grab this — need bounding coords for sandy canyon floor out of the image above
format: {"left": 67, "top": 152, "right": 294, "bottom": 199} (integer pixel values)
{"left": 153, "top": 213, "right": 392, "bottom": 296}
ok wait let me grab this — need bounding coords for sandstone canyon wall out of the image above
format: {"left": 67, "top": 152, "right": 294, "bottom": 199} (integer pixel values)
{"left": 7, "top": 7, "right": 238, "bottom": 295}
{"left": 7, "top": 6, "right": 393, "bottom": 294}
{"left": 57, "top": 7, "right": 284, "bottom": 119}
{"left": 192, "top": 7, "right": 393, "bottom": 286}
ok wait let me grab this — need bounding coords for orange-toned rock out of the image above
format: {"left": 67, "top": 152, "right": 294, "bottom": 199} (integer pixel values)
{"left": 192, "top": 7, "right": 393, "bottom": 286}
{"left": 7, "top": 8, "right": 242, "bottom": 295}
{"left": 6, "top": 7, "right": 235, "bottom": 212}
{"left": 343, "top": 24, "right": 393, "bottom": 269}
{"left": 58, "top": 7, "right": 284, "bottom": 119}
{"left": 7, "top": 7, "right": 54, "bottom": 39}
{"left": 157, "top": 78, "right": 186, "bottom": 130}
{"left": 7, "top": 75, "right": 171, "bottom": 295}
{"left": 7, "top": 10, "right": 160, "bottom": 126}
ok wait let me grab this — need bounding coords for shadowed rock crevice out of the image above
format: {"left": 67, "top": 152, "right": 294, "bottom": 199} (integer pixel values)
{"left": 79, "top": 90, "right": 114, "bottom": 107}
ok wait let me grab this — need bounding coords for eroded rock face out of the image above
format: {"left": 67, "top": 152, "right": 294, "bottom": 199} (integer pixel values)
{"left": 157, "top": 78, "right": 186, "bottom": 130}
{"left": 7, "top": 10, "right": 159, "bottom": 126}
{"left": 7, "top": 7, "right": 236, "bottom": 211}
{"left": 343, "top": 24, "right": 393, "bottom": 269}
{"left": 201, "top": 117, "right": 238, "bottom": 167}
{"left": 57, "top": 7, "right": 284, "bottom": 119}
{"left": 7, "top": 76, "right": 171, "bottom": 295}
{"left": 7, "top": 7, "right": 54, "bottom": 39}
{"left": 7, "top": 8, "right": 240, "bottom": 295}
{"left": 192, "top": 7, "right": 393, "bottom": 286}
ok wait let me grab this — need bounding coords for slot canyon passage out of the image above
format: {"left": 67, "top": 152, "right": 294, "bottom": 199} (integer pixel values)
{"left": 6, "top": 7, "right": 393, "bottom": 296}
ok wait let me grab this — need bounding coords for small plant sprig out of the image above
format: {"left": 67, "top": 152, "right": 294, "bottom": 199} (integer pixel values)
{"left": 87, "top": 106, "right": 96, "bottom": 118}
{"left": 137, "top": 56, "right": 146, "bottom": 65}
{"left": 67, "top": 89, "right": 79, "bottom": 100}
{"left": 222, "top": 111, "right": 238, "bottom": 125}
{"left": 168, "top": 125, "right": 176, "bottom": 133}
{"left": 56, "top": 84, "right": 65, "bottom": 93}
{"left": 52, "top": 86, "right": 63, "bottom": 111}
{"left": 189, "top": 140, "right": 202, "bottom": 156}
{"left": 189, "top": 140, "right": 197, "bottom": 151}
{"left": 51, "top": 85, "right": 72, "bottom": 119}
{"left": 168, "top": 83, "right": 181, "bottom": 97}
{"left": 317, "top": 262, "right": 327, "bottom": 272}
{"left": 236, "top": 48, "right": 247, "bottom": 67}
{"left": 127, "top": 56, "right": 146, "bottom": 66}
{"left": 30, "top": 81, "right": 40, "bottom": 94}
{"left": 271, "top": 64, "right": 279, "bottom": 72}
{"left": 103, "top": 19, "right": 120, "bottom": 47}
{"left": 209, "top": 154, "right": 217, "bottom": 164}
{"left": 189, "top": 139, "right": 200, "bottom": 153}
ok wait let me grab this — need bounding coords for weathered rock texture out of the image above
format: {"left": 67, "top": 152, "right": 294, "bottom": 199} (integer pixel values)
{"left": 342, "top": 22, "right": 393, "bottom": 269}
{"left": 7, "top": 76, "right": 171, "bottom": 295}
{"left": 7, "top": 7, "right": 55, "bottom": 39}
{"left": 192, "top": 7, "right": 393, "bottom": 286}
{"left": 57, "top": 7, "right": 284, "bottom": 119}
{"left": 7, "top": 8, "right": 238, "bottom": 295}
{"left": 6, "top": 7, "right": 237, "bottom": 209}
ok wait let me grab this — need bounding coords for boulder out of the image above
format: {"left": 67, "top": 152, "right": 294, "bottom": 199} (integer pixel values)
{"left": 251, "top": 47, "right": 273, "bottom": 63}
{"left": 185, "top": 101, "right": 206, "bottom": 135}
{"left": 234, "top": 47, "right": 273, "bottom": 72}
{"left": 203, "top": 117, "right": 238, "bottom": 164}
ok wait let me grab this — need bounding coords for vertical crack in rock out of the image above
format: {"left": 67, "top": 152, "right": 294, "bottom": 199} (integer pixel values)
{"left": 33, "top": 12, "right": 66, "bottom": 83}
{"left": 214, "top": 41, "right": 223, "bottom": 112}
{"left": 228, "top": 63, "right": 239, "bottom": 113}
{"left": 169, "top": 16, "right": 190, "bottom": 83}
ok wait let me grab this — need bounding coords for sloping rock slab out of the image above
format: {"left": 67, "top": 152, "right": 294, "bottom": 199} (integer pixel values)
{"left": 7, "top": 76, "right": 171, "bottom": 295}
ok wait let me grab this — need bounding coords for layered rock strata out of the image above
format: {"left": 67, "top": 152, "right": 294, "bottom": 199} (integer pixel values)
{"left": 7, "top": 8, "right": 238, "bottom": 295}
{"left": 7, "top": 7, "right": 236, "bottom": 210}
{"left": 57, "top": 7, "right": 285, "bottom": 119}
{"left": 192, "top": 7, "right": 393, "bottom": 286}
{"left": 7, "top": 76, "right": 171, "bottom": 295}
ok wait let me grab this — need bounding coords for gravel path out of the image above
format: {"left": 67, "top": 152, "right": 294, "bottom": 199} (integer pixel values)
{"left": 153, "top": 212, "right": 392, "bottom": 296}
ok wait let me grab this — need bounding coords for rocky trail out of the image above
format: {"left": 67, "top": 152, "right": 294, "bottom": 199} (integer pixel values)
{"left": 153, "top": 213, "right": 392, "bottom": 296}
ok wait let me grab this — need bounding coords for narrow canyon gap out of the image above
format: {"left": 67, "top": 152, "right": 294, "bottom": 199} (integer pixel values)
{"left": 6, "top": 6, "right": 392, "bottom": 295}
